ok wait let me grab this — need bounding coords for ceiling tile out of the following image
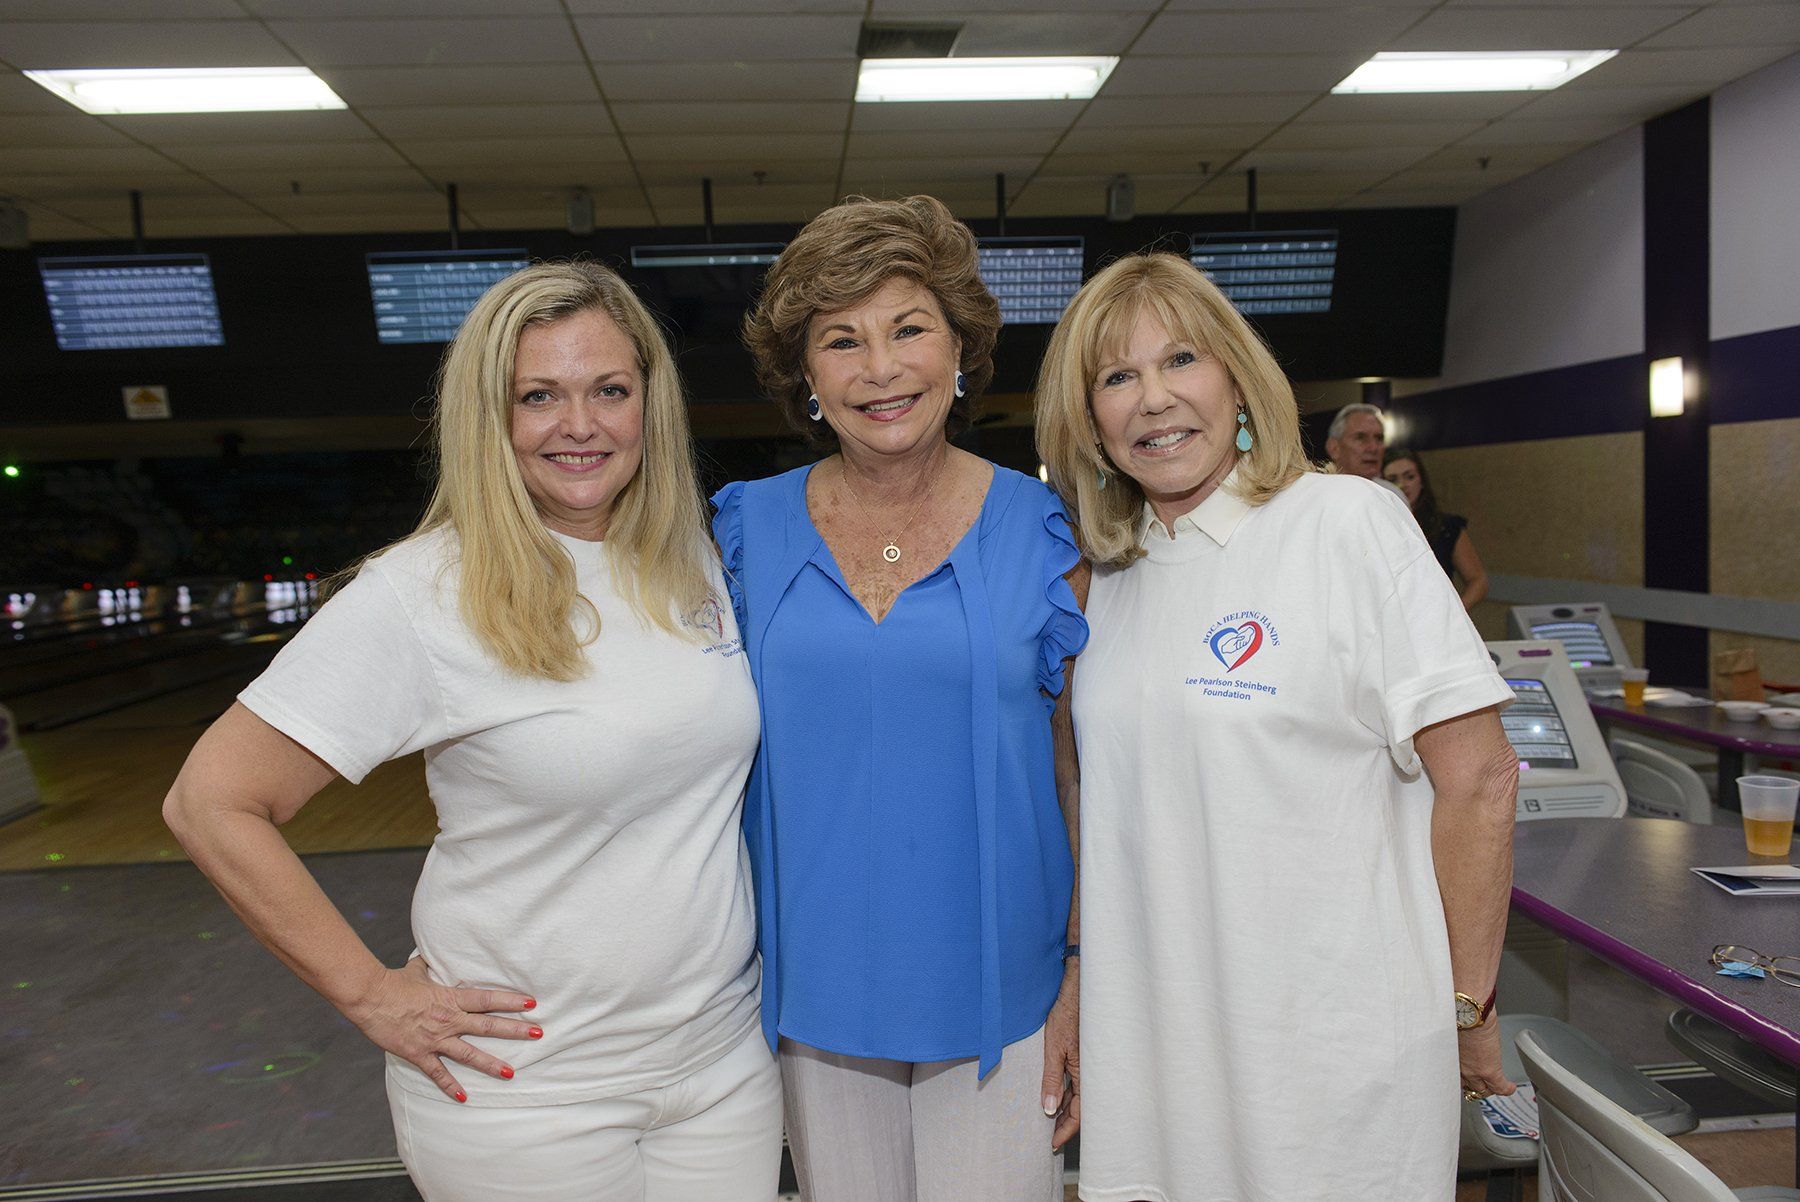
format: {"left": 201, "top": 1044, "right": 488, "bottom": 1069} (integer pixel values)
{"left": 4, "top": 145, "right": 191, "bottom": 174}
{"left": 596, "top": 60, "right": 854, "bottom": 102}
{"left": 208, "top": 167, "right": 439, "bottom": 195}
{"left": 1507, "top": 81, "right": 1710, "bottom": 120}
{"left": 166, "top": 140, "right": 410, "bottom": 172}
{"left": 0, "top": 0, "right": 245, "bottom": 16}
{"left": 1302, "top": 92, "right": 1538, "bottom": 122}
{"left": 245, "top": 0, "right": 565, "bottom": 14}
{"left": 1406, "top": 142, "right": 1588, "bottom": 173}
{"left": 1054, "top": 122, "right": 1268, "bottom": 153}
{"left": 1387, "top": 6, "right": 1699, "bottom": 52}
{"left": 870, "top": 0, "right": 1156, "bottom": 11}
{"left": 624, "top": 132, "right": 843, "bottom": 162}
{"left": 1101, "top": 53, "right": 1362, "bottom": 96}
{"left": 632, "top": 160, "right": 839, "bottom": 186}
{"left": 1459, "top": 115, "right": 1637, "bottom": 146}
{"left": 611, "top": 100, "right": 846, "bottom": 133}
{"left": 361, "top": 103, "right": 614, "bottom": 139}
{"left": 1039, "top": 150, "right": 1228, "bottom": 177}
{"left": 1575, "top": 46, "right": 1795, "bottom": 87}
{"left": 100, "top": 110, "right": 378, "bottom": 144}
{"left": 569, "top": 0, "right": 861, "bottom": 11}
{"left": 268, "top": 18, "right": 582, "bottom": 67}
{"left": 951, "top": 12, "right": 1147, "bottom": 56}
{"left": 391, "top": 136, "right": 626, "bottom": 169}
{"left": 317, "top": 64, "right": 599, "bottom": 107}
{"left": 1077, "top": 93, "right": 1313, "bottom": 126}
{"left": 1164, "top": 0, "right": 1433, "bottom": 7}
{"left": 841, "top": 155, "right": 1045, "bottom": 181}
{"left": 573, "top": 15, "right": 861, "bottom": 62}
{"left": 0, "top": 19, "right": 297, "bottom": 68}
{"left": 846, "top": 128, "right": 1063, "bottom": 157}
{"left": 852, "top": 99, "right": 1084, "bottom": 131}
{"left": 1240, "top": 146, "right": 1432, "bottom": 173}
{"left": 0, "top": 69, "right": 72, "bottom": 114}
{"left": 0, "top": 112, "right": 137, "bottom": 147}
{"left": 1262, "top": 119, "right": 1484, "bottom": 149}
{"left": 1136, "top": 9, "right": 1424, "bottom": 57}
{"left": 1639, "top": 4, "right": 1800, "bottom": 48}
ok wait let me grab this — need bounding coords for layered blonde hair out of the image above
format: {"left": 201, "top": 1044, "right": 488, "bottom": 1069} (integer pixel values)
{"left": 384, "top": 260, "right": 713, "bottom": 680}
{"left": 742, "top": 194, "right": 1001, "bottom": 446}
{"left": 1035, "top": 253, "right": 1312, "bottom": 567}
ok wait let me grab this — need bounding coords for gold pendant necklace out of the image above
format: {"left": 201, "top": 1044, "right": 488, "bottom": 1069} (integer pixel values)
{"left": 839, "top": 460, "right": 939, "bottom": 565}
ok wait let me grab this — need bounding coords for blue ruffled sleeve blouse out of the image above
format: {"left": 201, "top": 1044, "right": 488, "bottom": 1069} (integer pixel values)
{"left": 713, "top": 462, "right": 1087, "bottom": 1077}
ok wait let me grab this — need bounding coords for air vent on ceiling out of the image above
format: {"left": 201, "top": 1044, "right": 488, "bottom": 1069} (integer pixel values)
{"left": 857, "top": 22, "right": 962, "bottom": 59}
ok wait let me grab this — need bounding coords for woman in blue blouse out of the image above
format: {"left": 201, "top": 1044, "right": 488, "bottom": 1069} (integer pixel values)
{"left": 716, "top": 194, "right": 1087, "bottom": 1202}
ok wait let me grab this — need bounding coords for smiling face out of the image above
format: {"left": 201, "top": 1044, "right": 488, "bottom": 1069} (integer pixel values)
{"left": 1382, "top": 456, "right": 1422, "bottom": 508}
{"left": 1328, "top": 410, "right": 1385, "bottom": 479}
{"left": 509, "top": 307, "right": 645, "bottom": 541}
{"left": 802, "top": 276, "right": 961, "bottom": 464}
{"left": 1089, "top": 307, "right": 1241, "bottom": 527}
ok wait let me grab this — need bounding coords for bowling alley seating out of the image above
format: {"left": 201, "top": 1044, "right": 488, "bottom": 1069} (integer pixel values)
{"left": 1516, "top": 1029, "right": 1800, "bottom": 1201}
{"left": 1612, "top": 737, "right": 1716, "bottom": 825}
{"left": 1664, "top": 1010, "right": 1798, "bottom": 1114}
{"left": 1459, "top": 1014, "right": 1695, "bottom": 1176}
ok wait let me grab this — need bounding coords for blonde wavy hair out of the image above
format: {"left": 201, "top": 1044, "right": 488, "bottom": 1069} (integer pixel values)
{"left": 374, "top": 260, "right": 714, "bottom": 680}
{"left": 742, "top": 194, "right": 1001, "bottom": 446}
{"left": 1035, "top": 253, "right": 1313, "bottom": 567}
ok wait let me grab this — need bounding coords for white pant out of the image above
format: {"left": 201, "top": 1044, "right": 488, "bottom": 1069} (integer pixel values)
{"left": 387, "top": 1027, "right": 783, "bottom": 1202}
{"left": 779, "top": 1026, "right": 1063, "bottom": 1202}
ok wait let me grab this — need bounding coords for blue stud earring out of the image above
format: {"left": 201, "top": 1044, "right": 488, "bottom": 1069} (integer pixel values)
{"left": 806, "top": 394, "right": 822, "bottom": 421}
{"left": 1235, "top": 407, "right": 1254, "bottom": 453}
{"left": 954, "top": 371, "right": 966, "bottom": 398}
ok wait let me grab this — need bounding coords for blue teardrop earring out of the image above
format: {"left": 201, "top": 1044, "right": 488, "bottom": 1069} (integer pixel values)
{"left": 806, "top": 394, "right": 822, "bottom": 421}
{"left": 1235, "top": 406, "right": 1254, "bottom": 453}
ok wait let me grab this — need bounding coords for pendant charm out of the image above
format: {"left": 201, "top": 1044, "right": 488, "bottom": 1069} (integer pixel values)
{"left": 882, "top": 544, "right": 901, "bottom": 564}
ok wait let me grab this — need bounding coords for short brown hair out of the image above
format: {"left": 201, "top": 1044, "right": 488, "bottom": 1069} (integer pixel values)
{"left": 743, "top": 195, "right": 1001, "bottom": 446}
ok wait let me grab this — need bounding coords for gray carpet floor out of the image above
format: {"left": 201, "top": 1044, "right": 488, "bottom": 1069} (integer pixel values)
{"left": 1, "top": 851, "right": 424, "bottom": 1190}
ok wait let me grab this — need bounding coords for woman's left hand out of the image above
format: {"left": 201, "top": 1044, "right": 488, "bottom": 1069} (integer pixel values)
{"left": 1041, "top": 964, "right": 1080, "bottom": 1149}
{"left": 1458, "top": 1014, "right": 1517, "bottom": 1099}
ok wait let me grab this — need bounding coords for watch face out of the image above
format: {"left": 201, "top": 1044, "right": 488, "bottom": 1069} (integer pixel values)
{"left": 1455, "top": 996, "right": 1479, "bottom": 1027}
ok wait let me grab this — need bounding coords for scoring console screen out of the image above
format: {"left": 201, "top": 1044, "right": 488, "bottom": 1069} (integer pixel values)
{"left": 38, "top": 254, "right": 226, "bottom": 350}
{"left": 1501, "top": 678, "right": 1579, "bottom": 771}
{"left": 367, "top": 249, "right": 529, "bottom": 344}
{"left": 1526, "top": 620, "right": 1615, "bottom": 669}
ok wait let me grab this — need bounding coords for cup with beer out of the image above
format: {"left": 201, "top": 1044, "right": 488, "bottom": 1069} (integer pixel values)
{"left": 1738, "top": 776, "right": 1799, "bottom": 857}
{"left": 1621, "top": 667, "right": 1650, "bottom": 708}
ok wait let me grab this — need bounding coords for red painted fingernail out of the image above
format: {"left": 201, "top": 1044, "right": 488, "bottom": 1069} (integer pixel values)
{"left": 523, "top": 998, "right": 537, "bottom": 1011}
{"left": 500, "top": 1066, "right": 514, "bottom": 1080}
{"left": 528, "top": 1026, "right": 543, "bottom": 1039}
{"left": 453, "top": 1089, "right": 467, "bottom": 1103}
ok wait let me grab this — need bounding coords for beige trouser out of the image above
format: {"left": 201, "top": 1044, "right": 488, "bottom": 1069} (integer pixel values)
{"left": 779, "top": 1027, "right": 1064, "bottom": 1202}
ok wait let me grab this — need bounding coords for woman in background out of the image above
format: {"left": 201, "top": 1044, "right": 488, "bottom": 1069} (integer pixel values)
{"left": 1383, "top": 446, "right": 1489, "bottom": 610}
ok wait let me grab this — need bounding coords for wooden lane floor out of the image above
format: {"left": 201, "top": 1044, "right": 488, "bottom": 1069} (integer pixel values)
{"left": 0, "top": 668, "right": 435, "bottom": 871}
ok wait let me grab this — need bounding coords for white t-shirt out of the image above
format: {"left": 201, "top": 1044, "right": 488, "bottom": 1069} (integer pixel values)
{"left": 1073, "top": 471, "right": 1514, "bottom": 1202}
{"left": 239, "top": 526, "right": 762, "bottom": 1106}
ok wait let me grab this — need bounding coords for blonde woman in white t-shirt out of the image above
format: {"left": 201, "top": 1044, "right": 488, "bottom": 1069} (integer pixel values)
{"left": 1034, "top": 253, "right": 1519, "bottom": 1202}
{"left": 164, "top": 262, "right": 780, "bottom": 1201}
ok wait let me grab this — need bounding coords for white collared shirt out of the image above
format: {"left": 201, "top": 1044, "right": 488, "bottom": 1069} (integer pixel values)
{"left": 1135, "top": 466, "right": 1253, "bottom": 547}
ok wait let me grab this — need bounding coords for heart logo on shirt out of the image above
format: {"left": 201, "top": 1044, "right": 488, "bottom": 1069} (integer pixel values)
{"left": 1209, "top": 621, "right": 1264, "bottom": 673}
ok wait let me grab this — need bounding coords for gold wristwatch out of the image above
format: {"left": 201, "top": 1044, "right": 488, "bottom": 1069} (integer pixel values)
{"left": 1455, "top": 986, "right": 1498, "bottom": 1030}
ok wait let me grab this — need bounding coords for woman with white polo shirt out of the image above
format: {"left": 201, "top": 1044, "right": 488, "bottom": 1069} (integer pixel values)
{"left": 1034, "top": 253, "right": 1520, "bottom": 1202}
{"left": 163, "top": 262, "right": 780, "bottom": 1201}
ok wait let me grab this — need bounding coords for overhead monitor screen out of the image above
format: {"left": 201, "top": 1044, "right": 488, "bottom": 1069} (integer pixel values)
{"left": 38, "top": 254, "right": 225, "bottom": 350}
{"left": 629, "top": 243, "right": 784, "bottom": 268}
{"left": 1191, "top": 230, "right": 1338, "bottom": 315}
{"left": 1526, "top": 620, "right": 1615, "bottom": 669}
{"left": 977, "top": 236, "right": 1084, "bottom": 325}
{"left": 1502, "top": 678, "right": 1579, "bottom": 771}
{"left": 366, "top": 249, "right": 529, "bottom": 344}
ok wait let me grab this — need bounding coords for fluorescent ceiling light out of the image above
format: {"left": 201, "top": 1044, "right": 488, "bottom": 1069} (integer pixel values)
{"left": 23, "top": 67, "right": 347, "bottom": 114}
{"left": 1332, "top": 51, "right": 1617, "bottom": 94}
{"left": 857, "top": 57, "right": 1116, "bottom": 103}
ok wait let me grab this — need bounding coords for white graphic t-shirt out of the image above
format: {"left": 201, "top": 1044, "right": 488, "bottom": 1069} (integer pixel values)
{"left": 1074, "top": 471, "right": 1514, "bottom": 1202}
{"left": 239, "top": 525, "right": 762, "bottom": 1105}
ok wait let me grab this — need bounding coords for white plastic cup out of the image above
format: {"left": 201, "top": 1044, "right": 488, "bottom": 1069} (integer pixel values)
{"left": 1621, "top": 667, "right": 1650, "bottom": 707}
{"left": 1738, "top": 776, "right": 1799, "bottom": 857}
